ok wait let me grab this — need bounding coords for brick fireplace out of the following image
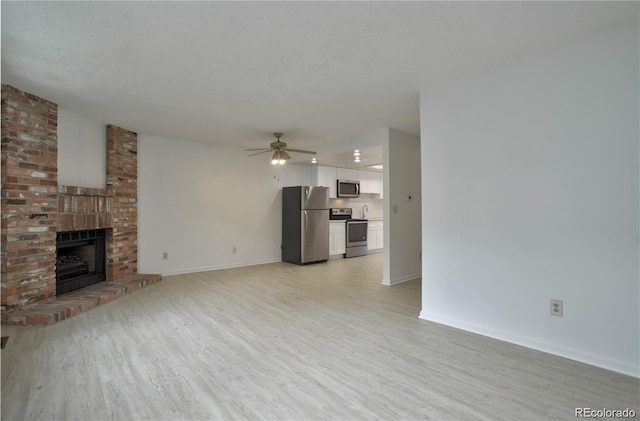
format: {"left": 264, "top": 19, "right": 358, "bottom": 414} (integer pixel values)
{"left": 1, "top": 84, "right": 161, "bottom": 325}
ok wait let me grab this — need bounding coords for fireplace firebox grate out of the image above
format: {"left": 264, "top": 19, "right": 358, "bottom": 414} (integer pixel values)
{"left": 56, "top": 229, "right": 106, "bottom": 296}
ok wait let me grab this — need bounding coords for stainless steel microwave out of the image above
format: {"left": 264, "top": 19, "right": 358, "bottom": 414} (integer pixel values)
{"left": 337, "top": 179, "right": 360, "bottom": 197}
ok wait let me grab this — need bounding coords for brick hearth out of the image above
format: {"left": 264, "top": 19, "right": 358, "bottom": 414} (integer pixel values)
{"left": 1, "top": 84, "right": 161, "bottom": 325}
{"left": 4, "top": 273, "right": 162, "bottom": 326}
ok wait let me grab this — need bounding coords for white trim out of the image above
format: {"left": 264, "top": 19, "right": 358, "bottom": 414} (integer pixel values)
{"left": 160, "top": 259, "right": 282, "bottom": 276}
{"left": 419, "top": 311, "right": 640, "bottom": 379}
{"left": 381, "top": 272, "right": 421, "bottom": 286}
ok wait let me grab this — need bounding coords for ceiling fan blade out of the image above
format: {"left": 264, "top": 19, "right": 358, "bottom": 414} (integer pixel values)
{"left": 244, "top": 148, "right": 271, "bottom": 152}
{"left": 247, "top": 150, "right": 273, "bottom": 157}
{"left": 283, "top": 147, "right": 317, "bottom": 155}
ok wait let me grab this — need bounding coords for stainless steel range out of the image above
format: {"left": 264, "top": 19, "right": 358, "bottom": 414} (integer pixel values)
{"left": 330, "top": 208, "right": 368, "bottom": 258}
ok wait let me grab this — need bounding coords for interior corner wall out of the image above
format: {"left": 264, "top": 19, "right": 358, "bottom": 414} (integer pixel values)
{"left": 138, "top": 134, "right": 287, "bottom": 275}
{"left": 382, "top": 128, "right": 421, "bottom": 285}
{"left": 419, "top": 23, "right": 639, "bottom": 377}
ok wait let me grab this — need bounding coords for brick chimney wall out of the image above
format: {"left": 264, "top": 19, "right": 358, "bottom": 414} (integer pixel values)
{"left": 106, "top": 125, "right": 138, "bottom": 279}
{"left": 1, "top": 85, "right": 140, "bottom": 319}
{"left": 1, "top": 85, "right": 59, "bottom": 312}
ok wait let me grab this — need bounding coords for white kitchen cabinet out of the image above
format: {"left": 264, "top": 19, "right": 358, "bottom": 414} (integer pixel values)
{"left": 368, "top": 171, "right": 382, "bottom": 195}
{"left": 311, "top": 165, "right": 337, "bottom": 198}
{"left": 336, "top": 167, "right": 358, "bottom": 182}
{"left": 358, "top": 170, "right": 370, "bottom": 193}
{"left": 367, "top": 220, "right": 384, "bottom": 251}
{"left": 313, "top": 166, "right": 382, "bottom": 198}
{"left": 329, "top": 221, "right": 346, "bottom": 256}
{"left": 359, "top": 170, "right": 382, "bottom": 194}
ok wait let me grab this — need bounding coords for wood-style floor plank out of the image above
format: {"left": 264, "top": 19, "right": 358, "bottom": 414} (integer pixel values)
{"left": 2, "top": 254, "right": 638, "bottom": 420}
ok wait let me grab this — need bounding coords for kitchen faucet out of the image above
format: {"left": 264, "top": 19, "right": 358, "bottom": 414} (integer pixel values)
{"left": 362, "top": 204, "right": 368, "bottom": 219}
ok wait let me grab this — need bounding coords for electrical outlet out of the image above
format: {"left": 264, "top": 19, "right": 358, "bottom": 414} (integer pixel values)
{"left": 232, "top": 247, "right": 237, "bottom": 254}
{"left": 162, "top": 252, "right": 168, "bottom": 260}
{"left": 550, "top": 299, "right": 563, "bottom": 317}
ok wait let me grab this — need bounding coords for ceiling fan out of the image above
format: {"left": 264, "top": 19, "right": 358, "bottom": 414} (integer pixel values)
{"left": 245, "top": 132, "right": 316, "bottom": 165}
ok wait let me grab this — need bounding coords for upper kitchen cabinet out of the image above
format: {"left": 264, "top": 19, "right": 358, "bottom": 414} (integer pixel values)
{"left": 358, "top": 171, "right": 369, "bottom": 193}
{"left": 336, "top": 168, "right": 358, "bottom": 181}
{"left": 312, "top": 165, "right": 383, "bottom": 198}
{"left": 358, "top": 170, "right": 383, "bottom": 197}
{"left": 311, "top": 165, "right": 337, "bottom": 198}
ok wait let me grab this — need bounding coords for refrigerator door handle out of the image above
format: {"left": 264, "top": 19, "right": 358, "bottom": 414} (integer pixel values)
{"left": 304, "top": 210, "right": 308, "bottom": 232}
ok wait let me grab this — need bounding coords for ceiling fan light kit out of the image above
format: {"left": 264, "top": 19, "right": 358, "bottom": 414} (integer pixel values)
{"left": 246, "top": 132, "right": 317, "bottom": 166}
{"left": 271, "top": 149, "right": 290, "bottom": 166}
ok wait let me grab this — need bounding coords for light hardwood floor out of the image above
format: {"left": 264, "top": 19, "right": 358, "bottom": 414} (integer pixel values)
{"left": 2, "top": 254, "right": 638, "bottom": 420}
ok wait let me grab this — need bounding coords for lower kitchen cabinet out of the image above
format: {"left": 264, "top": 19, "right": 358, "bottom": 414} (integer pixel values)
{"left": 329, "top": 221, "right": 346, "bottom": 256}
{"left": 367, "top": 220, "right": 384, "bottom": 251}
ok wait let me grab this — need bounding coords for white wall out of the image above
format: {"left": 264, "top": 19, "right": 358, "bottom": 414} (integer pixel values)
{"left": 329, "top": 127, "right": 390, "bottom": 153}
{"left": 138, "top": 135, "right": 308, "bottom": 275}
{"left": 383, "top": 128, "right": 422, "bottom": 285}
{"left": 278, "top": 163, "right": 311, "bottom": 187}
{"left": 57, "top": 108, "right": 106, "bottom": 188}
{"left": 420, "top": 23, "right": 639, "bottom": 376}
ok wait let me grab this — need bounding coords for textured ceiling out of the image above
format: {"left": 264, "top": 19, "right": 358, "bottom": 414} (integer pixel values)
{"left": 2, "top": 1, "right": 637, "bottom": 166}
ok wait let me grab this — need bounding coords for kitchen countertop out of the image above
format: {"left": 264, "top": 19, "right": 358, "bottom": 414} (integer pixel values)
{"left": 330, "top": 217, "right": 384, "bottom": 222}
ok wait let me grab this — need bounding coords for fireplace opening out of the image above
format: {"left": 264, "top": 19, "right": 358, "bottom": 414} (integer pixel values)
{"left": 56, "top": 229, "right": 106, "bottom": 295}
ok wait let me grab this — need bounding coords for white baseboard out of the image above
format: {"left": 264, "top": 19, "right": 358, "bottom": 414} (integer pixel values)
{"left": 160, "top": 259, "right": 282, "bottom": 276}
{"left": 381, "top": 272, "right": 421, "bottom": 286}
{"left": 419, "top": 310, "right": 639, "bottom": 378}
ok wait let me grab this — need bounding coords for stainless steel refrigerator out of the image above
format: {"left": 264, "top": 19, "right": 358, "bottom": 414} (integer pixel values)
{"left": 282, "top": 186, "right": 329, "bottom": 265}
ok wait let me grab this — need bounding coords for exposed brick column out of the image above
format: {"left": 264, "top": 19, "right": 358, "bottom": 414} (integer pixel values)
{"left": 1, "top": 85, "right": 58, "bottom": 316}
{"left": 105, "top": 125, "right": 138, "bottom": 279}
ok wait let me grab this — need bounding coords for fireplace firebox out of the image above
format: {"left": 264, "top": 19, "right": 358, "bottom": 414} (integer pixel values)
{"left": 56, "top": 229, "right": 106, "bottom": 295}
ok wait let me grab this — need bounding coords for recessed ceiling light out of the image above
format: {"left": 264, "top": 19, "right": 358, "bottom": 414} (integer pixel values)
{"left": 311, "top": 157, "right": 317, "bottom": 164}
